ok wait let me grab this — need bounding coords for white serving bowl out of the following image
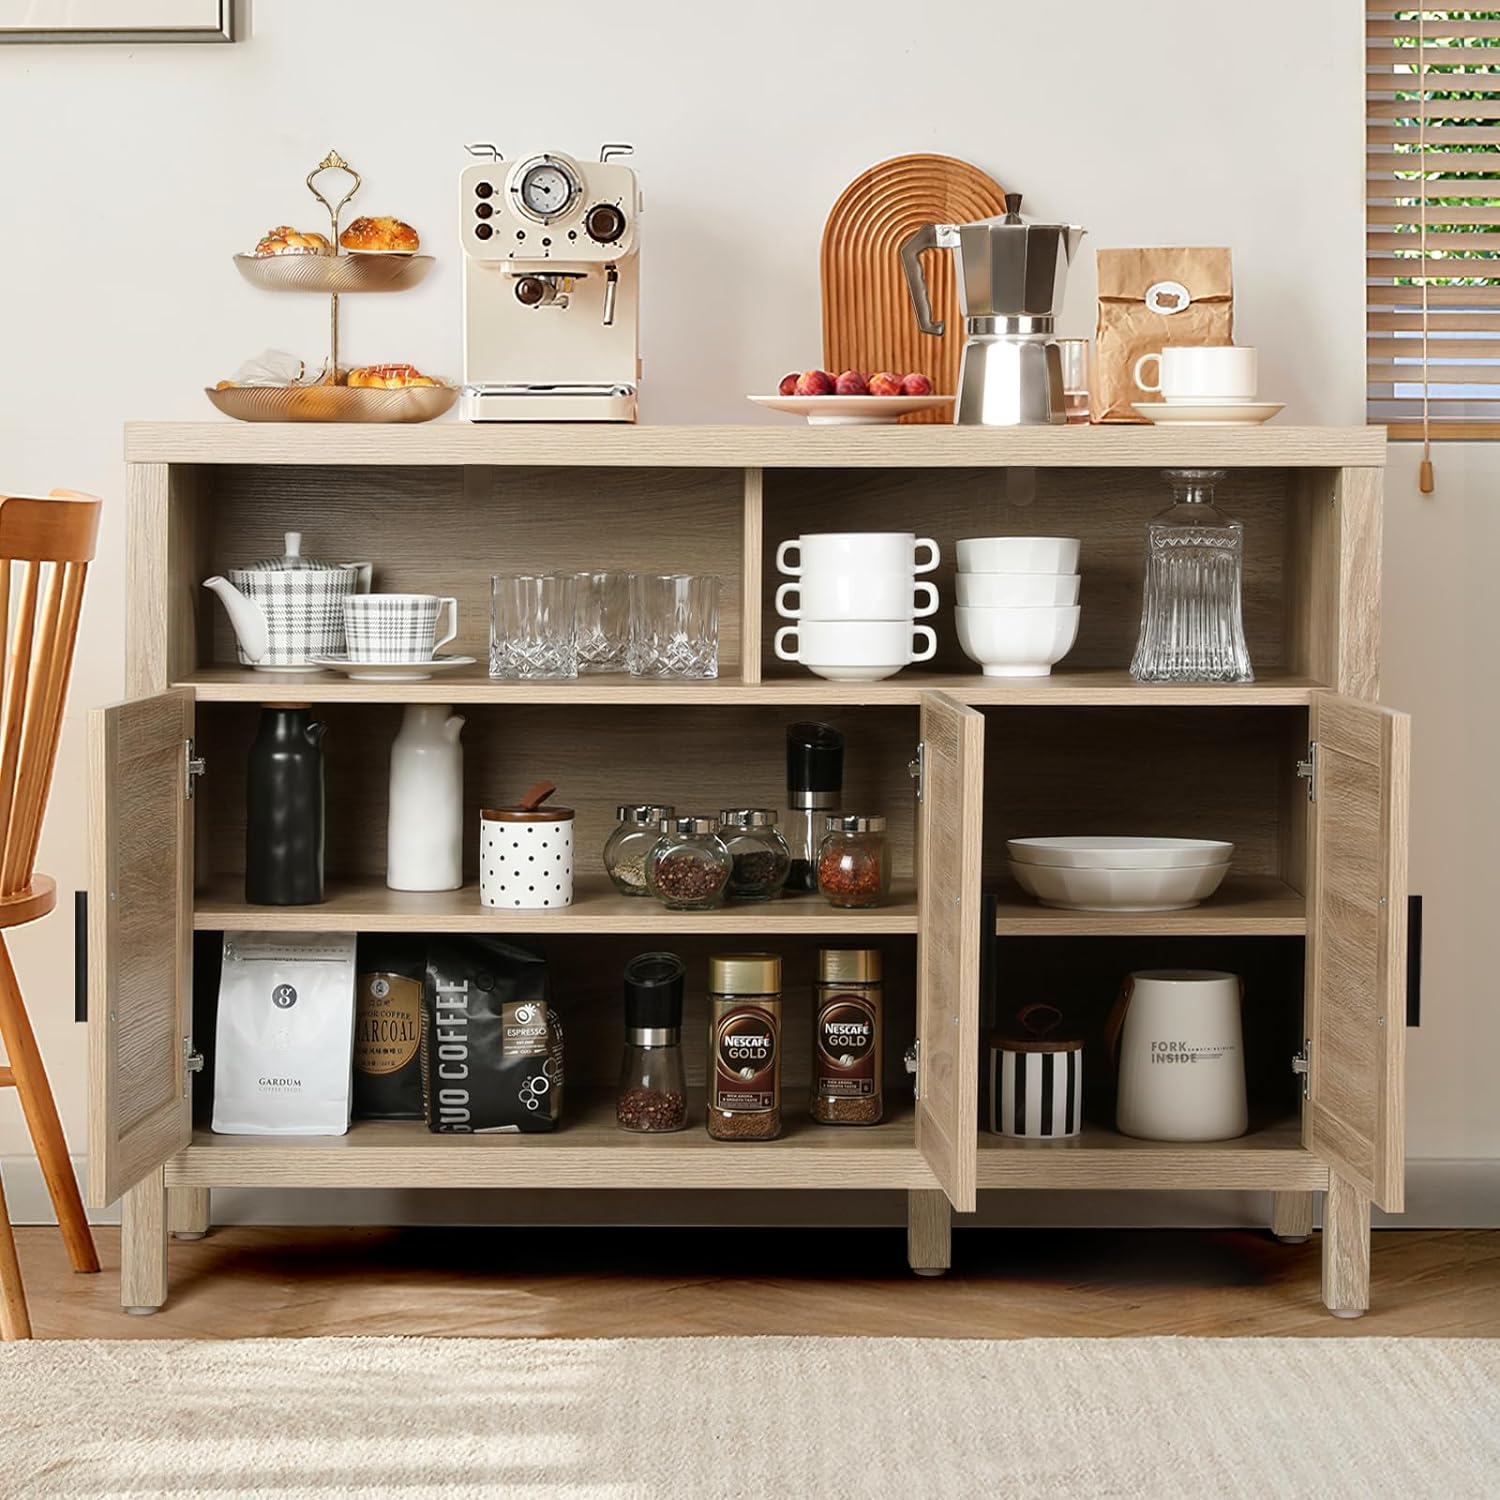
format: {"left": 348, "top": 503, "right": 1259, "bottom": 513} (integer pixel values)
{"left": 1009, "top": 859, "right": 1232, "bottom": 912}
{"left": 1007, "top": 836, "right": 1235, "bottom": 870}
{"left": 955, "top": 572, "right": 1080, "bottom": 608}
{"left": 957, "top": 536, "right": 1081, "bottom": 574}
{"left": 955, "top": 604, "right": 1080, "bottom": 678}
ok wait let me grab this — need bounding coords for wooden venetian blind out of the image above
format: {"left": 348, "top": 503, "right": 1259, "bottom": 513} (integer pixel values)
{"left": 1368, "top": 7, "right": 1500, "bottom": 441}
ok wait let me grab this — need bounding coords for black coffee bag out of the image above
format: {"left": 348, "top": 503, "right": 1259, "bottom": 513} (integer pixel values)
{"left": 422, "top": 936, "right": 563, "bottom": 1133}
{"left": 354, "top": 936, "right": 428, "bottom": 1120}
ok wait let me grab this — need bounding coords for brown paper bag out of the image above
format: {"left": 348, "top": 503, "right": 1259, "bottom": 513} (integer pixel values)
{"left": 1093, "top": 248, "right": 1234, "bottom": 423}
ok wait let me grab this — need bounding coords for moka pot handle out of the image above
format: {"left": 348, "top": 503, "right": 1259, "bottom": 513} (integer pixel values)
{"left": 900, "top": 223, "right": 959, "bottom": 337}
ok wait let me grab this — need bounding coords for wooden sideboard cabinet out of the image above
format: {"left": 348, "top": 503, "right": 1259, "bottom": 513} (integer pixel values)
{"left": 89, "top": 423, "right": 1406, "bottom": 1318}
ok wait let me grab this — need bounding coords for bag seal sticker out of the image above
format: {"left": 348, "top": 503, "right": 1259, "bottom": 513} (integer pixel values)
{"left": 1145, "top": 280, "right": 1192, "bottom": 316}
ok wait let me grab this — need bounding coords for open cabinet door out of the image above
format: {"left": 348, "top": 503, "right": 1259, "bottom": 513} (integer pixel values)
{"left": 915, "top": 692, "right": 984, "bottom": 1212}
{"left": 1305, "top": 692, "right": 1409, "bottom": 1212}
{"left": 87, "top": 690, "right": 195, "bottom": 1208}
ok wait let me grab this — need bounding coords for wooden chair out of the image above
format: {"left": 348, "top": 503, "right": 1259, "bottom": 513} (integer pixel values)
{"left": 0, "top": 490, "right": 102, "bottom": 1341}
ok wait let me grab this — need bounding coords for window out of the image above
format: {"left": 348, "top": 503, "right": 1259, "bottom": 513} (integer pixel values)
{"left": 1367, "top": 7, "right": 1500, "bottom": 439}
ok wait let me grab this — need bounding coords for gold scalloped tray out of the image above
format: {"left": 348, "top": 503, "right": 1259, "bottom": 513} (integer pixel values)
{"left": 233, "top": 253, "right": 435, "bottom": 293}
{"left": 205, "top": 382, "right": 458, "bottom": 424}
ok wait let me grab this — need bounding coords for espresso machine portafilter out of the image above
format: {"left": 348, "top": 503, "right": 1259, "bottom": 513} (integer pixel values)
{"left": 900, "top": 193, "right": 1085, "bottom": 426}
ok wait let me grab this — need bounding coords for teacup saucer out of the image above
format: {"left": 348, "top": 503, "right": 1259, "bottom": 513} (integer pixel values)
{"left": 310, "top": 653, "right": 476, "bottom": 682}
{"left": 1133, "top": 400, "right": 1283, "bottom": 426}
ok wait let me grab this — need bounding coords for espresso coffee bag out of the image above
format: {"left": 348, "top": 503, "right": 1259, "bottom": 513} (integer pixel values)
{"left": 1094, "top": 247, "right": 1233, "bottom": 423}
{"left": 353, "top": 936, "right": 427, "bottom": 1120}
{"left": 422, "top": 936, "right": 563, "bottom": 1133}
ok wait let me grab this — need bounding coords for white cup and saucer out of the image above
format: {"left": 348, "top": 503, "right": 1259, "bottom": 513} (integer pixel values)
{"left": 1131, "top": 346, "right": 1283, "bottom": 426}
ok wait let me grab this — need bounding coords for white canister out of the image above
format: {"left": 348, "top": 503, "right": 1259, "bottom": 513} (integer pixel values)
{"left": 986, "top": 1004, "right": 1083, "bottom": 1138}
{"left": 480, "top": 781, "right": 574, "bottom": 911}
{"left": 386, "top": 705, "right": 465, "bottom": 892}
{"left": 1114, "top": 969, "right": 1248, "bottom": 1141}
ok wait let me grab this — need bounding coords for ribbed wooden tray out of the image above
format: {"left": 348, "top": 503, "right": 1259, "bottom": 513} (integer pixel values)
{"left": 821, "top": 154, "right": 1007, "bottom": 424}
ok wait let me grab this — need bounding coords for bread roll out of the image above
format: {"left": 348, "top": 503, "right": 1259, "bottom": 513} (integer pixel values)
{"left": 346, "top": 364, "right": 439, "bottom": 390}
{"left": 254, "top": 226, "right": 333, "bottom": 256}
{"left": 339, "top": 216, "right": 421, "bottom": 253}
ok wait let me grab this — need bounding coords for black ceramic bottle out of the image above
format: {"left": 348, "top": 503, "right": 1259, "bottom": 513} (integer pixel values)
{"left": 245, "top": 704, "right": 327, "bottom": 905}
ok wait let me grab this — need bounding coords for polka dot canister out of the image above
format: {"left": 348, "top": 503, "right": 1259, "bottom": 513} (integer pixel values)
{"left": 480, "top": 780, "right": 575, "bottom": 912}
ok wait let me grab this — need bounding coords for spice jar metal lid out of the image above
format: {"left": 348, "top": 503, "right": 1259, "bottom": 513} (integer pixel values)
{"left": 824, "top": 813, "right": 886, "bottom": 834}
{"left": 617, "top": 803, "right": 675, "bottom": 825}
{"left": 718, "top": 808, "right": 778, "bottom": 829}
{"left": 818, "top": 948, "right": 882, "bottom": 984}
{"left": 709, "top": 952, "right": 782, "bottom": 994}
{"left": 482, "top": 779, "right": 574, "bottom": 823}
{"left": 662, "top": 814, "right": 719, "bottom": 836}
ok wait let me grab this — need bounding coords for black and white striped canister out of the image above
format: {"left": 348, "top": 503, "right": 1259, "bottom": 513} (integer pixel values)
{"left": 986, "top": 1004, "right": 1083, "bottom": 1139}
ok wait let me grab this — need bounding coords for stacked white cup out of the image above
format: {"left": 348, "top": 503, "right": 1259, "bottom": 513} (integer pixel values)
{"left": 954, "top": 536, "right": 1082, "bottom": 678}
{"left": 774, "top": 532, "right": 941, "bottom": 682}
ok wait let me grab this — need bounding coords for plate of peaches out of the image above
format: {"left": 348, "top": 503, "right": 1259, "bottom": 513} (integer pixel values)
{"left": 750, "top": 369, "right": 952, "bottom": 425}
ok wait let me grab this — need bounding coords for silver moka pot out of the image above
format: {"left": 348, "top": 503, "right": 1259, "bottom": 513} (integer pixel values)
{"left": 900, "top": 194, "right": 1085, "bottom": 426}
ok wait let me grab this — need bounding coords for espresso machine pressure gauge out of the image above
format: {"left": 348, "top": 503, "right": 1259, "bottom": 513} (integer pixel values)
{"left": 514, "top": 156, "right": 581, "bottom": 222}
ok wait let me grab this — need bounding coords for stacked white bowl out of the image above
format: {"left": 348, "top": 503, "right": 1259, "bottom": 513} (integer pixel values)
{"left": 1007, "top": 837, "right": 1234, "bottom": 912}
{"left": 954, "top": 536, "right": 1082, "bottom": 678}
{"left": 773, "top": 532, "right": 941, "bottom": 682}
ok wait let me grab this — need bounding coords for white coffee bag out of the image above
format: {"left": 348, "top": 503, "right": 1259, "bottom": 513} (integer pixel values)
{"left": 212, "top": 932, "right": 358, "bottom": 1135}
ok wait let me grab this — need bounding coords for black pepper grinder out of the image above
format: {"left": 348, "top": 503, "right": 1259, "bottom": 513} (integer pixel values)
{"left": 245, "top": 704, "right": 327, "bottom": 905}
{"left": 785, "top": 722, "right": 843, "bottom": 893}
{"left": 617, "top": 952, "right": 688, "bottom": 1133}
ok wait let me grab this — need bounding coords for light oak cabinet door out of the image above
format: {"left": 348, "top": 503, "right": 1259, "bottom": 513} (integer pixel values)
{"left": 915, "top": 691, "right": 984, "bottom": 1212}
{"left": 87, "top": 690, "right": 195, "bottom": 1208}
{"left": 1304, "top": 691, "right": 1410, "bottom": 1212}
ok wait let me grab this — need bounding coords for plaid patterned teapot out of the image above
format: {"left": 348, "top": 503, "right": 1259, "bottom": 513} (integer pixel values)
{"left": 204, "top": 531, "right": 372, "bottom": 671}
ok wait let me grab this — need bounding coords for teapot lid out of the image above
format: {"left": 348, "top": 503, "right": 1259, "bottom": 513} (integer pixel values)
{"left": 241, "top": 531, "right": 344, "bottom": 572}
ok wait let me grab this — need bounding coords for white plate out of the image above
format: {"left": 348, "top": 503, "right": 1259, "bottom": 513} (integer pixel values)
{"left": 749, "top": 394, "right": 954, "bottom": 426}
{"left": 1008, "top": 836, "right": 1235, "bottom": 870}
{"left": 1132, "top": 401, "right": 1283, "bottom": 426}
{"left": 311, "top": 654, "right": 476, "bottom": 682}
{"left": 1009, "top": 859, "right": 1232, "bottom": 911}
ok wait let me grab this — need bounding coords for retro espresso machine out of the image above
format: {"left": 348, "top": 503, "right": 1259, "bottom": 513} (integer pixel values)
{"left": 460, "top": 144, "right": 641, "bottom": 421}
{"left": 900, "top": 194, "right": 1084, "bottom": 426}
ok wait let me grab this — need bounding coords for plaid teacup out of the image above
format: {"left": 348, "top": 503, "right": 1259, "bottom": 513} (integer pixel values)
{"left": 343, "top": 594, "right": 459, "bottom": 663}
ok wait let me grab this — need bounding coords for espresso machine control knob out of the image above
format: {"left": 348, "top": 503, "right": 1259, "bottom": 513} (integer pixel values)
{"left": 585, "top": 202, "right": 626, "bottom": 244}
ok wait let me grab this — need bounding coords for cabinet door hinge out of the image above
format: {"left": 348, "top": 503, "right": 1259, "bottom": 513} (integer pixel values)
{"left": 908, "top": 742, "right": 925, "bottom": 803}
{"left": 184, "top": 738, "right": 207, "bottom": 800}
{"left": 183, "top": 1037, "right": 205, "bottom": 1097}
{"left": 1296, "top": 742, "right": 1318, "bottom": 802}
{"left": 1291, "top": 1039, "right": 1311, "bottom": 1098}
{"left": 905, "top": 1040, "right": 920, "bottom": 1099}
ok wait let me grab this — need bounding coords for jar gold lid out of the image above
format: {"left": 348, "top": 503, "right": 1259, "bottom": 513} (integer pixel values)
{"left": 709, "top": 952, "right": 782, "bottom": 994}
{"left": 818, "top": 948, "right": 882, "bottom": 984}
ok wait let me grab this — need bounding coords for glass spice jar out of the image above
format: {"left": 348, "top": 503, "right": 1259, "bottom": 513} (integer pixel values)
{"left": 811, "top": 948, "right": 883, "bottom": 1125}
{"left": 718, "top": 808, "right": 791, "bottom": 902}
{"left": 817, "top": 814, "right": 890, "bottom": 908}
{"left": 707, "top": 952, "right": 782, "bottom": 1141}
{"left": 647, "top": 816, "right": 732, "bottom": 911}
{"left": 617, "top": 951, "right": 688, "bottom": 1133}
{"left": 604, "top": 804, "right": 675, "bottom": 897}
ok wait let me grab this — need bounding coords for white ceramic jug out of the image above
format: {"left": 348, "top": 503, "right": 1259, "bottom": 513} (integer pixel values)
{"left": 387, "top": 705, "right": 465, "bottom": 891}
{"left": 1113, "top": 969, "right": 1247, "bottom": 1141}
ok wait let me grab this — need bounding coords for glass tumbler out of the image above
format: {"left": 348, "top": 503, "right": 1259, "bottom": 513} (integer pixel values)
{"left": 572, "top": 570, "right": 633, "bottom": 674}
{"left": 1056, "top": 338, "right": 1091, "bottom": 425}
{"left": 489, "top": 573, "right": 578, "bottom": 680}
{"left": 628, "top": 573, "right": 720, "bottom": 679}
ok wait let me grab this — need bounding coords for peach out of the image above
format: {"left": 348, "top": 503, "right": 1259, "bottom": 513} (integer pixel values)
{"left": 834, "top": 369, "right": 869, "bottom": 396}
{"left": 795, "top": 369, "right": 836, "bottom": 396}
{"left": 868, "top": 371, "right": 903, "bottom": 396}
{"left": 779, "top": 371, "right": 800, "bottom": 396}
{"left": 900, "top": 372, "right": 934, "bottom": 395}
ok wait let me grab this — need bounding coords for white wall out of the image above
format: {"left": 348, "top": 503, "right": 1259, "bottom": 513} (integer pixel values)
{"left": 3, "top": 1, "right": 1488, "bottom": 1208}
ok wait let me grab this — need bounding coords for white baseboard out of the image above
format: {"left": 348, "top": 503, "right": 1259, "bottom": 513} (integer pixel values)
{"left": 5, "top": 1154, "right": 1497, "bottom": 1229}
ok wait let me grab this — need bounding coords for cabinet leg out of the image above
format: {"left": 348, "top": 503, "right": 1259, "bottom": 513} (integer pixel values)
{"left": 1321, "top": 1174, "right": 1371, "bottom": 1319}
{"left": 1271, "top": 1190, "right": 1314, "bottom": 1244}
{"left": 169, "top": 1187, "right": 211, "bottom": 1241}
{"left": 120, "top": 1168, "right": 168, "bottom": 1314}
{"left": 907, "top": 1190, "right": 951, "bottom": 1277}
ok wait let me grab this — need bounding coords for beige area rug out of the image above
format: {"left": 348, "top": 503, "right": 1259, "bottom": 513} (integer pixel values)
{"left": 0, "top": 1336, "right": 1496, "bottom": 1498}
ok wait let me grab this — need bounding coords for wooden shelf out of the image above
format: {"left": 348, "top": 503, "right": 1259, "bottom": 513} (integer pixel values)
{"left": 164, "top": 1092, "right": 930, "bottom": 1191}
{"left": 126, "top": 421, "right": 1386, "bottom": 469}
{"left": 179, "top": 666, "right": 1324, "bottom": 707}
{"left": 975, "top": 1117, "right": 1325, "bottom": 1190}
{"left": 193, "top": 874, "right": 921, "bottom": 934}
{"left": 993, "top": 875, "right": 1306, "bottom": 937}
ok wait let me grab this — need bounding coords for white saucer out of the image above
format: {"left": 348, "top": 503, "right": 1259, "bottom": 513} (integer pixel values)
{"left": 1133, "top": 400, "right": 1283, "bottom": 426}
{"left": 749, "top": 394, "right": 954, "bottom": 426}
{"left": 311, "top": 654, "right": 476, "bottom": 682}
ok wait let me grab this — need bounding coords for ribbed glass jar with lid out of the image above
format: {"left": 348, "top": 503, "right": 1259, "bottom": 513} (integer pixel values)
{"left": 718, "top": 808, "right": 791, "bottom": 902}
{"left": 617, "top": 951, "right": 688, "bottom": 1133}
{"left": 603, "top": 804, "right": 675, "bottom": 897}
{"left": 817, "top": 814, "right": 890, "bottom": 909}
{"left": 647, "top": 816, "right": 732, "bottom": 911}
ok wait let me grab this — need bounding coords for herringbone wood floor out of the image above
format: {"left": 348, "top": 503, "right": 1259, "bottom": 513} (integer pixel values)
{"left": 11, "top": 1225, "right": 1498, "bottom": 1339}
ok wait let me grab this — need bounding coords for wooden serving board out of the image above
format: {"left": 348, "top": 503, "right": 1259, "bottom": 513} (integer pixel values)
{"left": 821, "top": 154, "right": 1007, "bottom": 423}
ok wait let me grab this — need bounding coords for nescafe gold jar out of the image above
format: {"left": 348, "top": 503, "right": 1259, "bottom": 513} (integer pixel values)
{"left": 706, "top": 953, "right": 782, "bottom": 1141}
{"left": 811, "top": 948, "right": 883, "bottom": 1125}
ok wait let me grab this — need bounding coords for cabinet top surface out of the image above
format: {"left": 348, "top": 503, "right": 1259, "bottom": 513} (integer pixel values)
{"left": 123, "top": 422, "right": 1388, "bottom": 468}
